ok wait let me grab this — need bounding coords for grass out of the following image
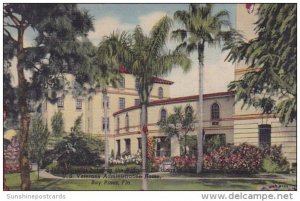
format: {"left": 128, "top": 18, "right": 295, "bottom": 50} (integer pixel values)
{"left": 5, "top": 172, "right": 296, "bottom": 191}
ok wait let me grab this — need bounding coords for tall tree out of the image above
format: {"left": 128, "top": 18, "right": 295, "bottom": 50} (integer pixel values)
{"left": 51, "top": 111, "right": 64, "bottom": 136}
{"left": 101, "top": 16, "right": 191, "bottom": 190}
{"left": 29, "top": 117, "right": 50, "bottom": 180}
{"left": 224, "top": 4, "right": 296, "bottom": 125}
{"left": 172, "top": 4, "right": 231, "bottom": 174}
{"left": 157, "top": 106, "right": 197, "bottom": 156}
{"left": 95, "top": 38, "right": 123, "bottom": 171}
{"left": 3, "top": 4, "right": 94, "bottom": 190}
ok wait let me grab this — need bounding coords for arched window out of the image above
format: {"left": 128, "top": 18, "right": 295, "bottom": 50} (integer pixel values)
{"left": 160, "top": 109, "right": 167, "bottom": 122}
{"left": 125, "top": 113, "right": 129, "bottom": 131}
{"left": 211, "top": 103, "right": 220, "bottom": 120}
{"left": 158, "top": 87, "right": 163, "bottom": 99}
{"left": 185, "top": 106, "right": 193, "bottom": 120}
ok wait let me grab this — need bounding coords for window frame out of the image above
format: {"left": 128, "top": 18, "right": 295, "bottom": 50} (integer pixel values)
{"left": 120, "top": 77, "right": 125, "bottom": 88}
{"left": 119, "top": 97, "right": 125, "bottom": 110}
{"left": 211, "top": 103, "right": 220, "bottom": 120}
{"left": 76, "top": 98, "right": 82, "bottom": 110}
{"left": 259, "top": 124, "right": 271, "bottom": 146}
{"left": 158, "top": 87, "right": 164, "bottom": 99}
{"left": 102, "top": 117, "right": 110, "bottom": 131}
{"left": 57, "top": 97, "right": 64, "bottom": 108}
{"left": 160, "top": 108, "right": 167, "bottom": 122}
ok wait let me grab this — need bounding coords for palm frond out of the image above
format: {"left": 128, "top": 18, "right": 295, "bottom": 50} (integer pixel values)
{"left": 171, "top": 29, "right": 187, "bottom": 42}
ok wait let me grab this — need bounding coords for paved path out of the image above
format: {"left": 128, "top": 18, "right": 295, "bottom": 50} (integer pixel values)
{"left": 39, "top": 169, "right": 63, "bottom": 179}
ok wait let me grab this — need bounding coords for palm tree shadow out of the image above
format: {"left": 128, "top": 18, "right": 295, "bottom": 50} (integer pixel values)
{"left": 33, "top": 179, "right": 61, "bottom": 190}
{"left": 196, "top": 179, "right": 268, "bottom": 190}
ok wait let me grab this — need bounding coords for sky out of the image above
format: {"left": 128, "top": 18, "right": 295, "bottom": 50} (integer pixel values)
{"left": 79, "top": 3, "right": 237, "bottom": 97}
{"left": 9, "top": 3, "right": 237, "bottom": 98}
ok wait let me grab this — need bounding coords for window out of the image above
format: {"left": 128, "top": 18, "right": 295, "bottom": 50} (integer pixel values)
{"left": 57, "top": 97, "right": 64, "bottom": 108}
{"left": 102, "top": 96, "right": 109, "bottom": 108}
{"left": 102, "top": 117, "right": 110, "bottom": 131}
{"left": 211, "top": 103, "right": 220, "bottom": 120}
{"left": 135, "top": 79, "right": 139, "bottom": 91}
{"left": 158, "top": 87, "right": 163, "bottom": 99}
{"left": 119, "top": 98, "right": 125, "bottom": 109}
{"left": 259, "top": 124, "right": 271, "bottom": 146}
{"left": 160, "top": 109, "right": 167, "bottom": 122}
{"left": 125, "top": 113, "right": 129, "bottom": 131}
{"left": 43, "top": 100, "right": 47, "bottom": 112}
{"left": 205, "top": 134, "right": 226, "bottom": 145}
{"left": 116, "top": 116, "right": 120, "bottom": 134}
{"left": 185, "top": 106, "right": 193, "bottom": 118}
{"left": 134, "top": 99, "right": 140, "bottom": 106}
{"left": 120, "top": 77, "right": 125, "bottom": 88}
{"left": 125, "top": 139, "right": 131, "bottom": 155}
{"left": 116, "top": 140, "right": 121, "bottom": 157}
{"left": 76, "top": 99, "right": 82, "bottom": 110}
{"left": 137, "top": 138, "right": 142, "bottom": 150}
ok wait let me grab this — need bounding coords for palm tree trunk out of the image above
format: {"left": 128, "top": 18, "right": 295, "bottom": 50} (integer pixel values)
{"left": 103, "top": 90, "right": 109, "bottom": 171}
{"left": 196, "top": 42, "right": 204, "bottom": 174}
{"left": 141, "top": 103, "right": 148, "bottom": 190}
{"left": 37, "top": 162, "right": 40, "bottom": 180}
{"left": 184, "top": 133, "right": 187, "bottom": 156}
{"left": 17, "top": 27, "right": 31, "bottom": 190}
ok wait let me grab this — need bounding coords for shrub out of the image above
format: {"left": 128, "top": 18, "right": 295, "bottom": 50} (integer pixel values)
{"left": 203, "top": 143, "right": 262, "bottom": 174}
{"left": 261, "top": 145, "right": 289, "bottom": 172}
{"left": 111, "top": 164, "right": 141, "bottom": 173}
{"left": 47, "top": 165, "right": 105, "bottom": 175}
{"left": 109, "top": 153, "right": 142, "bottom": 165}
{"left": 261, "top": 145, "right": 289, "bottom": 173}
{"left": 172, "top": 156, "right": 197, "bottom": 173}
{"left": 204, "top": 135, "right": 225, "bottom": 154}
{"left": 262, "top": 158, "right": 287, "bottom": 173}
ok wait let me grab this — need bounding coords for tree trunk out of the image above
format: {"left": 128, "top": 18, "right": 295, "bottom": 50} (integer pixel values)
{"left": 184, "top": 133, "right": 187, "bottom": 156}
{"left": 103, "top": 90, "right": 109, "bottom": 171}
{"left": 141, "top": 103, "right": 148, "bottom": 190}
{"left": 196, "top": 42, "right": 204, "bottom": 174}
{"left": 17, "top": 27, "right": 31, "bottom": 190}
{"left": 37, "top": 162, "right": 40, "bottom": 181}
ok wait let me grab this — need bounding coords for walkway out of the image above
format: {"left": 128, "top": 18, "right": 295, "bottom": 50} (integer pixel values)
{"left": 37, "top": 170, "right": 296, "bottom": 182}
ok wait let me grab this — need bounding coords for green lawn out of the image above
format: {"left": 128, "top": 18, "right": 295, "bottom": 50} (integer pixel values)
{"left": 5, "top": 172, "right": 296, "bottom": 191}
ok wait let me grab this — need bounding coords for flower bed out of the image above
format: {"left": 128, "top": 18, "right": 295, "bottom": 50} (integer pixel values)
{"left": 109, "top": 154, "right": 142, "bottom": 165}
{"left": 203, "top": 143, "right": 262, "bottom": 174}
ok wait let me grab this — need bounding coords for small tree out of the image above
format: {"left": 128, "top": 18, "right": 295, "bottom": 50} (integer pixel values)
{"left": 157, "top": 106, "right": 197, "bottom": 156}
{"left": 29, "top": 117, "right": 50, "bottom": 180}
{"left": 51, "top": 111, "right": 64, "bottom": 137}
{"left": 54, "top": 115, "right": 104, "bottom": 170}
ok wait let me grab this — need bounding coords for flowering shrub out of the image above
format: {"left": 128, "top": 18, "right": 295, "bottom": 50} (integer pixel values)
{"left": 4, "top": 136, "right": 20, "bottom": 173}
{"left": 172, "top": 156, "right": 197, "bottom": 172}
{"left": 151, "top": 156, "right": 170, "bottom": 171}
{"left": 203, "top": 143, "right": 262, "bottom": 174}
{"left": 109, "top": 153, "right": 142, "bottom": 165}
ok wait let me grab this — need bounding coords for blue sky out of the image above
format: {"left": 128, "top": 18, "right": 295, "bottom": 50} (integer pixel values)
{"left": 79, "top": 3, "right": 237, "bottom": 97}
{"left": 11, "top": 4, "right": 237, "bottom": 98}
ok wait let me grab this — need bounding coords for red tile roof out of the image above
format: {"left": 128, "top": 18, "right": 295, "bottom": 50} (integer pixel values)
{"left": 113, "top": 91, "right": 235, "bottom": 116}
{"left": 119, "top": 65, "right": 174, "bottom": 85}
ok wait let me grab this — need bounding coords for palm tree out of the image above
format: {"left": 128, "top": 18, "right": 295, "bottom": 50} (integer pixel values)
{"left": 101, "top": 16, "right": 191, "bottom": 190}
{"left": 93, "top": 38, "right": 123, "bottom": 171}
{"left": 172, "top": 4, "right": 231, "bottom": 174}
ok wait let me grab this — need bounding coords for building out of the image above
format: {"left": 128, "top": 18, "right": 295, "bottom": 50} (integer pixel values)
{"left": 42, "top": 4, "right": 296, "bottom": 166}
